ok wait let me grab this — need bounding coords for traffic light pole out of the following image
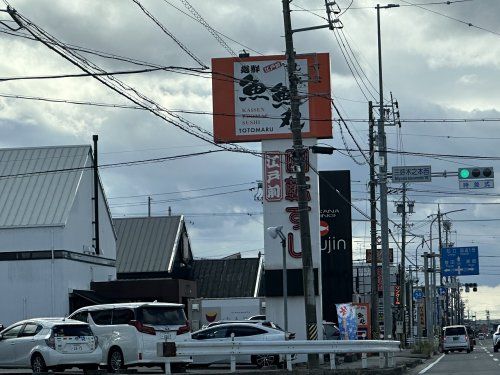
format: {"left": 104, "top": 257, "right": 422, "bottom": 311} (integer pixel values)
{"left": 282, "top": 0, "right": 319, "bottom": 367}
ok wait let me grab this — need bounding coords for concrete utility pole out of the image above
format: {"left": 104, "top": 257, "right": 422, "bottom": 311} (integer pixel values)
{"left": 401, "top": 183, "right": 407, "bottom": 344}
{"left": 369, "top": 100, "right": 379, "bottom": 338}
{"left": 92, "top": 134, "right": 100, "bottom": 255}
{"left": 376, "top": 3, "right": 399, "bottom": 340}
{"left": 423, "top": 252, "right": 433, "bottom": 339}
{"left": 281, "top": 0, "right": 318, "bottom": 367}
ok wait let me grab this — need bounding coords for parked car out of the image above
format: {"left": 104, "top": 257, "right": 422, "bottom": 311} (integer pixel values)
{"left": 189, "top": 322, "right": 292, "bottom": 367}
{"left": 493, "top": 325, "right": 500, "bottom": 352}
{"left": 323, "top": 322, "right": 340, "bottom": 340}
{"left": 247, "top": 315, "right": 266, "bottom": 321}
{"left": 478, "top": 333, "right": 485, "bottom": 340}
{"left": 68, "top": 302, "right": 190, "bottom": 372}
{"left": 0, "top": 318, "right": 101, "bottom": 373}
{"left": 442, "top": 325, "right": 471, "bottom": 354}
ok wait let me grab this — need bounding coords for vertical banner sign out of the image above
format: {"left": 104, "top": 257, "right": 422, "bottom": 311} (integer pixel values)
{"left": 212, "top": 53, "right": 332, "bottom": 143}
{"left": 264, "top": 153, "right": 283, "bottom": 202}
{"left": 336, "top": 303, "right": 358, "bottom": 340}
{"left": 319, "top": 170, "right": 353, "bottom": 323}
{"left": 354, "top": 303, "right": 371, "bottom": 339}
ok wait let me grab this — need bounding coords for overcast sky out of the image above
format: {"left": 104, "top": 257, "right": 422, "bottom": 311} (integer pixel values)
{"left": 1, "top": 0, "right": 499, "bottom": 318}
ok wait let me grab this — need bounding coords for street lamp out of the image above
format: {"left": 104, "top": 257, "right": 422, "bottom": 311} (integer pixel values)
{"left": 267, "top": 225, "right": 288, "bottom": 337}
{"left": 376, "top": 2, "right": 399, "bottom": 342}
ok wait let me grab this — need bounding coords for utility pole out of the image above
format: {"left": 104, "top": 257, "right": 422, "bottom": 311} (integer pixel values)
{"left": 401, "top": 183, "right": 407, "bottom": 344}
{"left": 369, "top": 100, "right": 379, "bottom": 339}
{"left": 282, "top": 0, "right": 318, "bottom": 367}
{"left": 376, "top": 3, "right": 400, "bottom": 340}
{"left": 148, "top": 196, "right": 152, "bottom": 217}
{"left": 92, "top": 134, "right": 100, "bottom": 255}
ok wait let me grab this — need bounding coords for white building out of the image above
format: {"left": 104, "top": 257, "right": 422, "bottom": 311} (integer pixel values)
{"left": 0, "top": 145, "right": 116, "bottom": 325}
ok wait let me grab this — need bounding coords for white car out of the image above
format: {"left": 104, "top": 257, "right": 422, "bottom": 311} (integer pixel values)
{"left": 189, "top": 322, "right": 291, "bottom": 368}
{"left": 68, "top": 302, "right": 190, "bottom": 372}
{"left": 442, "top": 325, "right": 471, "bottom": 354}
{"left": 0, "top": 318, "right": 101, "bottom": 373}
{"left": 493, "top": 325, "right": 500, "bottom": 352}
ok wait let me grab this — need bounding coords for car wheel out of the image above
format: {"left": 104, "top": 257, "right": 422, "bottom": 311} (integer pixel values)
{"left": 107, "top": 347, "right": 125, "bottom": 373}
{"left": 467, "top": 349, "right": 471, "bottom": 353}
{"left": 495, "top": 345, "right": 499, "bottom": 353}
{"left": 444, "top": 350, "right": 449, "bottom": 354}
{"left": 31, "top": 353, "right": 47, "bottom": 374}
{"left": 252, "top": 354, "right": 279, "bottom": 368}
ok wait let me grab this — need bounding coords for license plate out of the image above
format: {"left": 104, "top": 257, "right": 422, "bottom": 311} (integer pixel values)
{"left": 161, "top": 332, "right": 175, "bottom": 340}
{"left": 453, "top": 337, "right": 459, "bottom": 341}
{"left": 72, "top": 344, "right": 84, "bottom": 351}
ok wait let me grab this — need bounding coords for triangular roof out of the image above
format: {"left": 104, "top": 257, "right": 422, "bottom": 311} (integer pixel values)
{"left": 191, "top": 257, "right": 263, "bottom": 298}
{"left": 113, "top": 215, "right": 193, "bottom": 274}
{"left": 0, "top": 145, "right": 93, "bottom": 228}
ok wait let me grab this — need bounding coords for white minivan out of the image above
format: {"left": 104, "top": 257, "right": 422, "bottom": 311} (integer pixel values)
{"left": 68, "top": 302, "right": 190, "bottom": 372}
{"left": 442, "top": 325, "right": 471, "bottom": 354}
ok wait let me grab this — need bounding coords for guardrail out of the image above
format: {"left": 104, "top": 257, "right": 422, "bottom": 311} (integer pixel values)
{"left": 158, "top": 339, "right": 401, "bottom": 374}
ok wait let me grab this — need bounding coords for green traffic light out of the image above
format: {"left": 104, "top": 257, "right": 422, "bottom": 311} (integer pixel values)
{"left": 459, "top": 169, "right": 470, "bottom": 179}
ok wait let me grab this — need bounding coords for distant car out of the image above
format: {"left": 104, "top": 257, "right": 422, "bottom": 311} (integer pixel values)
{"left": 189, "top": 322, "right": 292, "bottom": 367}
{"left": 466, "top": 326, "right": 476, "bottom": 351}
{"left": 0, "top": 318, "right": 101, "bottom": 373}
{"left": 68, "top": 302, "right": 190, "bottom": 372}
{"left": 478, "top": 333, "right": 485, "bottom": 340}
{"left": 442, "top": 325, "right": 471, "bottom": 354}
{"left": 493, "top": 325, "right": 500, "bottom": 352}
{"left": 323, "top": 322, "right": 340, "bottom": 340}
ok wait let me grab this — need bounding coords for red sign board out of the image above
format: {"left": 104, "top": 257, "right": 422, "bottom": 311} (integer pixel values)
{"left": 212, "top": 53, "right": 332, "bottom": 143}
{"left": 264, "top": 152, "right": 283, "bottom": 202}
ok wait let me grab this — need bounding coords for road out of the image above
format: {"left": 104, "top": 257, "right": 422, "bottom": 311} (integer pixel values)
{"left": 412, "top": 340, "right": 500, "bottom": 375}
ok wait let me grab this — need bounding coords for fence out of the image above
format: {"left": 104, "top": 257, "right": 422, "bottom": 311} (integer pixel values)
{"left": 158, "top": 339, "right": 401, "bottom": 374}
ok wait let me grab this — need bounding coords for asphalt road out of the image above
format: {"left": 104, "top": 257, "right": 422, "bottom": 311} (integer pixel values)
{"left": 411, "top": 340, "right": 500, "bottom": 375}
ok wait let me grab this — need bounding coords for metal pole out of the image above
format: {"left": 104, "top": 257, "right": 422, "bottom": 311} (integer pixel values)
{"left": 92, "top": 134, "right": 100, "bottom": 255}
{"left": 369, "top": 100, "right": 379, "bottom": 339}
{"left": 423, "top": 252, "right": 432, "bottom": 340}
{"left": 408, "top": 266, "right": 414, "bottom": 340}
{"left": 282, "top": 237, "right": 288, "bottom": 337}
{"left": 376, "top": 3, "right": 393, "bottom": 340}
{"left": 148, "top": 196, "right": 152, "bottom": 217}
{"left": 282, "top": 0, "right": 318, "bottom": 366}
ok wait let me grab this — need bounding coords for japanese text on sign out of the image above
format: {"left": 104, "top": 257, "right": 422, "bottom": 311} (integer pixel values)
{"left": 392, "top": 165, "right": 431, "bottom": 183}
{"left": 264, "top": 152, "right": 283, "bottom": 202}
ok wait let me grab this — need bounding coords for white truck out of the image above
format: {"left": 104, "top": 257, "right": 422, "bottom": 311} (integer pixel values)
{"left": 188, "top": 297, "right": 265, "bottom": 330}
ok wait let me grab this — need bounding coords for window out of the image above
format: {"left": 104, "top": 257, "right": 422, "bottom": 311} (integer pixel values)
{"left": 90, "top": 310, "right": 112, "bottom": 325}
{"left": 19, "top": 323, "right": 42, "bottom": 337}
{"left": 445, "top": 327, "right": 466, "bottom": 336}
{"left": 1, "top": 325, "right": 23, "bottom": 339}
{"left": 193, "top": 327, "right": 227, "bottom": 340}
{"left": 112, "top": 309, "right": 135, "bottom": 324}
{"left": 137, "top": 306, "right": 186, "bottom": 325}
{"left": 230, "top": 326, "right": 266, "bottom": 337}
{"left": 52, "top": 325, "right": 93, "bottom": 337}
{"left": 70, "top": 312, "right": 88, "bottom": 323}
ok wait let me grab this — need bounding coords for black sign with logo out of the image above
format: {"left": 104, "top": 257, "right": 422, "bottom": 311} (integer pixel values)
{"left": 319, "top": 170, "right": 353, "bottom": 323}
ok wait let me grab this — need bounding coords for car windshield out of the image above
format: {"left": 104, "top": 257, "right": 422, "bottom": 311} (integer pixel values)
{"left": 53, "top": 325, "right": 93, "bottom": 337}
{"left": 138, "top": 306, "right": 186, "bottom": 325}
{"left": 445, "top": 327, "right": 466, "bottom": 336}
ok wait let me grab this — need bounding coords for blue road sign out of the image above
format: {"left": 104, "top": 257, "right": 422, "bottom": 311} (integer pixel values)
{"left": 413, "top": 289, "right": 423, "bottom": 300}
{"left": 441, "top": 246, "right": 479, "bottom": 277}
{"left": 438, "top": 286, "right": 447, "bottom": 296}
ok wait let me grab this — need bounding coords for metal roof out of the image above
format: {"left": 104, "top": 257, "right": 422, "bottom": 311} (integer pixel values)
{"left": 113, "top": 216, "right": 182, "bottom": 274}
{"left": 191, "top": 258, "right": 262, "bottom": 298}
{"left": 0, "top": 145, "right": 91, "bottom": 228}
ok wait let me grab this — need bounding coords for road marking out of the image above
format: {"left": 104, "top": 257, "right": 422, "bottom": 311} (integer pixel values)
{"left": 494, "top": 358, "right": 499, "bottom": 361}
{"left": 418, "top": 354, "right": 445, "bottom": 374}
{"left": 490, "top": 354, "right": 494, "bottom": 357}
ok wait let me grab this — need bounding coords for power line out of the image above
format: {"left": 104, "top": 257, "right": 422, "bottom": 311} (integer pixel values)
{"left": 398, "top": 0, "right": 500, "bottom": 37}
{"left": 131, "top": 0, "right": 207, "bottom": 68}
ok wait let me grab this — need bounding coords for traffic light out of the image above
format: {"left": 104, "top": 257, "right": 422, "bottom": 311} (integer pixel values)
{"left": 464, "top": 283, "right": 478, "bottom": 292}
{"left": 458, "top": 167, "right": 494, "bottom": 180}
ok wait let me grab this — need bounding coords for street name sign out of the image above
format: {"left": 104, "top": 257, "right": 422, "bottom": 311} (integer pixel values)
{"left": 459, "top": 179, "right": 494, "bottom": 190}
{"left": 441, "top": 246, "right": 479, "bottom": 277}
{"left": 392, "top": 165, "right": 431, "bottom": 183}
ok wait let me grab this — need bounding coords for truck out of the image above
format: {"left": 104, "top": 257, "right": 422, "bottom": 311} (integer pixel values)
{"left": 188, "top": 297, "right": 265, "bottom": 331}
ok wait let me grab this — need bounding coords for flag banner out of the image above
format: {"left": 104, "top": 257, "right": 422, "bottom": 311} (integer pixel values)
{"left": 336, "top": 303, "right": 358, "bottom": 340}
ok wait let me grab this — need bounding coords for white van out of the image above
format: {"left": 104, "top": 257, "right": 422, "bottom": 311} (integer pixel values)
{"left": 68, "top": 302, "right": 190, "bottom": 372}
{"left": 442, "top": 325, "right": 471, "bottom": 354}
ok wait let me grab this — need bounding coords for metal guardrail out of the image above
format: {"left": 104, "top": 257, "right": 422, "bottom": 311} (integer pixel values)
{"left": 159, "top": 339, "right": 401, "bottom": 373}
